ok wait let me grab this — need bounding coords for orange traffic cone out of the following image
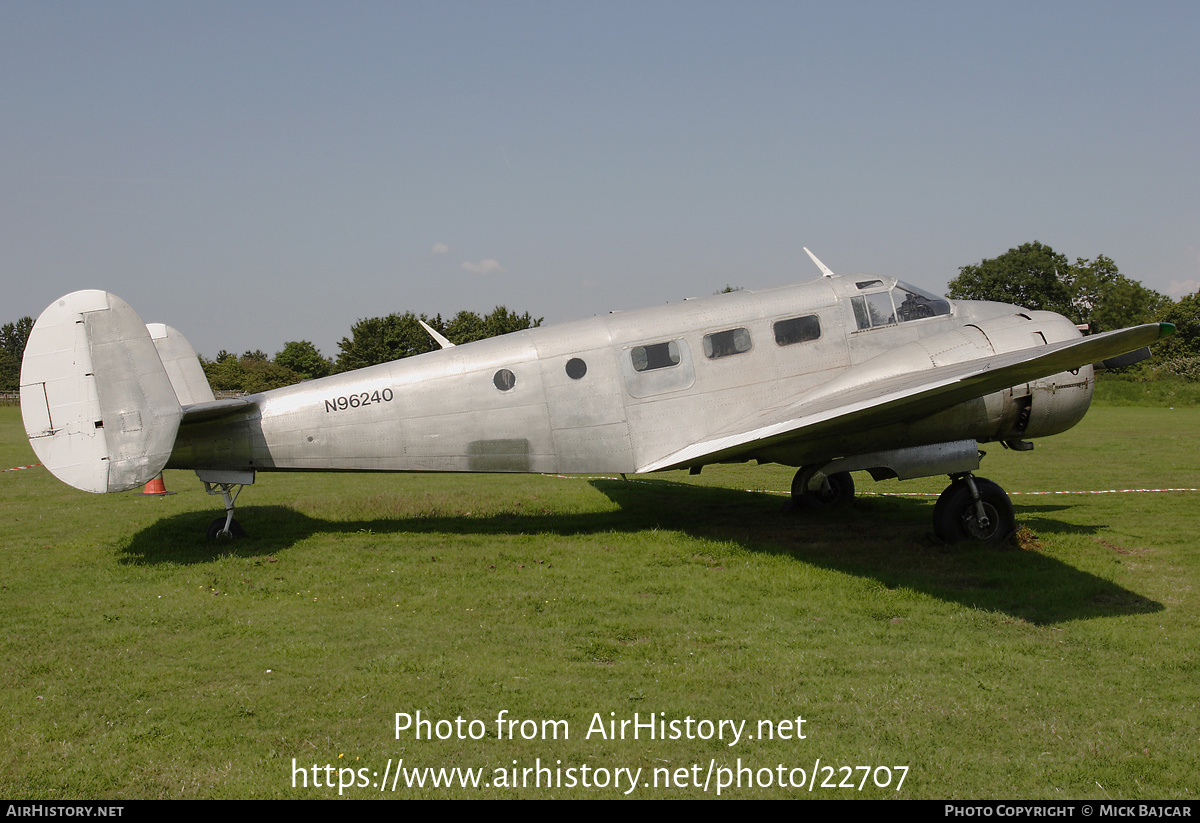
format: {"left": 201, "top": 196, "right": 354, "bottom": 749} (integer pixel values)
{"left": 141, "top": 473, "right": 174, "bottom": 496}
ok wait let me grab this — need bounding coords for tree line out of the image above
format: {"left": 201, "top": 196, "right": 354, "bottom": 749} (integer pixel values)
{"left": 202, "top": 305, "right": 542, "bottom": 393}
{"left": 0, "top": 317, "right": 33, "bottom": 394}
{"left": 946, "top": 241, "right": 1198, "bottom": 378}
{"left": 2, "top": 247, "right": 1197, "bottom": 393}
{"left": 0, "top": 305, "right": 541, "bottom": 395}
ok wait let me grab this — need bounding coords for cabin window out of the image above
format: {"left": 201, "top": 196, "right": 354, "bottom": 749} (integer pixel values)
{"left": 631, "top": 341, "right": 681, "bottom": 372}
{"left": 773, "top": 315, "right": 821, "bottom": 346}
{"left": 702, "top": 327, "right": 752, "bottom": 359}
{"left": 565, "top": 358, "right": 587, "bottom": 379}
{"left": 493, "top": 369, "right": 516, "bottom": 391}
{"left": 621, "top": 339, "right": 695, "bottom": 397}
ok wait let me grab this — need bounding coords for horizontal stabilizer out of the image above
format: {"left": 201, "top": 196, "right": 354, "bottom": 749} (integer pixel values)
{"left": 180, "top": 397, "right": 256, "bottom": 423}
{"left": 20, "top": 291, "right": 183, "bottom": 493}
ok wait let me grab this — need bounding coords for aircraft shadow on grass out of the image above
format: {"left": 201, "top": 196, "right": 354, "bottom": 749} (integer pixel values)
{"left": 121, "top": 476, "right": 1162, "bottom": 626}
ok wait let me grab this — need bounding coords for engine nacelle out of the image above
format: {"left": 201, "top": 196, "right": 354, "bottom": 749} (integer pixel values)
{"left": 992, "top": 365, "right": 1094, "bottom": 443}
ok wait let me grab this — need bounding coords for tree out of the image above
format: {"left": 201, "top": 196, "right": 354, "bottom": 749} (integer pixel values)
{"left": 480, "top": 306, "right": 541, "bottom": 340}
{"left": 1065, "top": 255, "right": 1170, "bottom": 333}
{"left": 1147, "top": 290, "right": 1200, "bottom": 378}
{"left": 947, "top": 241, "right": 1074, "bottom": 316}
{"left": 337, "top": 307, "right": 542, "bottom": 370}
{"left": 1156, "top": 290, "right": 1200, "bottom": 356}
{"left": 336, "top": 312, "right": 440, "bottom": 372}
{"left": 0, "top": 317, "right": 33, "bottom": 392}
{"left": 443, "top": 310, "right": 484, "bottom": 345}
{"left": 948, "top": 243, "right": 1168, "bottom": 333}
{"left": 237, "top": 357, "right": 303, "bottom": 393}
{"left": 200, "top": 351, "right": 303, "bottom": 393}
{"left": 275, "top": 341, "right": 333, "bottom": 380}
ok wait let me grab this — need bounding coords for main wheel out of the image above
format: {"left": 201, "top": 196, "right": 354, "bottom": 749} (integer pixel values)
{"left": 933, "top": 478, "right": 1014, "bottom": 545}
{"left": 791, "top": 469, "right": 855, "bottom": 510}
{"left": 206, "top": 517, "right": 246, "bottom": 541}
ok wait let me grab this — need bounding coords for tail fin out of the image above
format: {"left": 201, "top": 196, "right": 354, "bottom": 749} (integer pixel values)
{"left": 147, "top": 323, "right": 215, "bottom": 406}
{"left": 20, "top": 291, "right": 183, "bottom": 493}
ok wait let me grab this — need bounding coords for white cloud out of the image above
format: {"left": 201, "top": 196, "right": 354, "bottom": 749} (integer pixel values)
{"left": 1167, "top": 279, "right": 1199, "bottom": 298}
{"left": 430, "top": 242, "right": 449, "bottom": 255}
{"left": 461, "top": 258, "right": 506, "bottom": 275}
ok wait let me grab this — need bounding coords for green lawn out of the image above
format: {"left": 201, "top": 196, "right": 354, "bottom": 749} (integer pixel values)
{"left": 1, "top": 403, "right": 1197, "bottom": 799}
{"left": 1094, "top": 374, "right": 1200, "bottom": 407}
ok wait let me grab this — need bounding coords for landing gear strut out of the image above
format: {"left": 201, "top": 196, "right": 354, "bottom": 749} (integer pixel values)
{"left": 203, "top": 481, "right": 246, "bottom": 541}
{"left": 933, "top": 473, "right": 1014, "bottom": 546}
{"left": 789, "top": 466, "right": 855, "bottom": 510}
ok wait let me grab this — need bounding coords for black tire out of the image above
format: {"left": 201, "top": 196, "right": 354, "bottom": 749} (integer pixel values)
{"left": 206, "top": 517, "right": 246, "bottom": 541}
{"left": 791, "top": 469, "right": 855, "bottom": 510}
{"left": 932, "top": 478, "right": 967, "bottom": 534}
{"left": 933, "top": 478, "right": 1014, "bottom": 545}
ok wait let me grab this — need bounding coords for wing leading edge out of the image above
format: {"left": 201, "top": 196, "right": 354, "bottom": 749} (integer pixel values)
{"left": 638, "top": 323, "right": 1174, "bottom": 473}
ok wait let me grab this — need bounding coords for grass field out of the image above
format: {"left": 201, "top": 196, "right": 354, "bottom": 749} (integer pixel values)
{"left": 1094, "top": 374, "right": 1200, "bottom": 408}
{"left": 1, "top": 403, "right": 1197, "bottom": 799}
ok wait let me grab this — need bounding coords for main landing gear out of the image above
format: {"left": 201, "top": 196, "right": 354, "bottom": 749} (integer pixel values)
{"left": 932, "top": 473, "right": 1015, "bottom": 546}
{"left": 789, "top": 466, "right": 855, "bottom": 510}
{"left": 788, "top": 465, "right": 1016, "bottom": 546}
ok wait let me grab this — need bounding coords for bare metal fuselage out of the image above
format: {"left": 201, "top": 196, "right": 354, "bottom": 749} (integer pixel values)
{"left": 166, "top": 275, "right": 1092, "bottom": 478}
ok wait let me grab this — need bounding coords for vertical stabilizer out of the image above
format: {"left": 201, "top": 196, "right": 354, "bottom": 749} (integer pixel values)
{"left": 147, "top": 323, "right": 216, "bottom": 405}
{"left": 20, "top": 292, "right": 183, "bottom": 493}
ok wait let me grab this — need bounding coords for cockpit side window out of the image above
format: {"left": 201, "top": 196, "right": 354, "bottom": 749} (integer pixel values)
{"left": 851, "top": 296, "right": 871, "bottom": 330}
{"left": 865, "top": 291, "right": 896, "bottom": 326}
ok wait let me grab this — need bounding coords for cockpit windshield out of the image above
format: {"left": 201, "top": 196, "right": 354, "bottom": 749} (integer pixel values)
{"left": 851, "top": 281, "right": 951, "bottom": 330}
{"left": 893, "top": 282, "right": 951, "bottom": 322}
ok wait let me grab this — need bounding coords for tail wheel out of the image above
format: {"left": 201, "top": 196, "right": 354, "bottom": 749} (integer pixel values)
{"left": 207, "top": 517, "right": 246, "bottom": 541}
{"left": 933, "top": 477, "right": 1014, "bottom": 545}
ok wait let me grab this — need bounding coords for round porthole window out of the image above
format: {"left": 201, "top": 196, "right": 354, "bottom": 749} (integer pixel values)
{"left": 493, "top": 369, "right": 516, "bottom": 391}
{"left": 565, "top": 358, "right": 587, "bottom": 380}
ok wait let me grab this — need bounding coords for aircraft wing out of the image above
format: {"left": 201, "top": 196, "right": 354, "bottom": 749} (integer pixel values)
{"left": 638, "top": 323, "right": 1173, "bottom": 472}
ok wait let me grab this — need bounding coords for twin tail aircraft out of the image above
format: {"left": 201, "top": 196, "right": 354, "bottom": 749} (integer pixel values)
{"left": 19, "top": 250, "right": 1171, "bottom": 545}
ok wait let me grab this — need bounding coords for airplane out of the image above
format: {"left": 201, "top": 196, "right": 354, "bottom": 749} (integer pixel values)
{"left": 18, "top": 249, "right": 1172, "bottom": 546}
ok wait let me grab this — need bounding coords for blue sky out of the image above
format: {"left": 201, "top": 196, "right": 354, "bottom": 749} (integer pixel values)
{"left": 3, "top": 1, "right": 1197, "bottom": 359}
